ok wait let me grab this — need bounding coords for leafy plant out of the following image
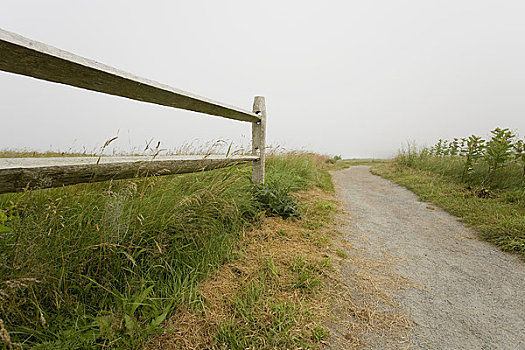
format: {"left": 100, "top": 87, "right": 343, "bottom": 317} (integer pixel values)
{"left": 311, "top": 324, "right": 328, "bottom": 341}
{"left": 514, "top": 139, "right": 525, "bottom": 178}
{"left": 461, "top": 135, "right": 485, "bottom": 182}
{"left": 433, "top": 139, "right": 444, "bottom": 156}
{"left": 0, "top": 201, "right": 17, "bottom": 233}
{"left": 484, "top": 128, "right": 515, "bottom": 185}
{"left": 442, "top": 140, "right": 450, "bottom": 156}
{"left": 253, "top": 183, "right": 301, "bottom": 219}
{"left": 449, "top": 138, "right": 461, "bottom": 156}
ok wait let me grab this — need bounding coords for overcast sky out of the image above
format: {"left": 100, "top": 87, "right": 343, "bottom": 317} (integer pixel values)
{"left": 1, "top": 1, "right": 525, "bottom": 158}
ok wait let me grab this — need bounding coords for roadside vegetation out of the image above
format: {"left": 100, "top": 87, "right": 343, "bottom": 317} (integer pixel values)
{"left": 150, "top": 172, "right": 340, "bottom": 349}
{"left": 0, "top": 152, "right": 337, "bottom": 349}
{"left": 373, "top": 127, "right": 525, "bottom": 257}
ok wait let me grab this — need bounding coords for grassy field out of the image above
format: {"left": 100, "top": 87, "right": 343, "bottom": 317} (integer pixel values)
{"left": 0, "top": 153, "right": 332, "bottom": 349}
{"left": 372, "top": 148, "right": 525, "bottom": 258}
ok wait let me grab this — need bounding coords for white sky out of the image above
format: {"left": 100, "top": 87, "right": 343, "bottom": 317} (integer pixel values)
{"left": 1, "top": 0, "right": 525, "bottom": 158}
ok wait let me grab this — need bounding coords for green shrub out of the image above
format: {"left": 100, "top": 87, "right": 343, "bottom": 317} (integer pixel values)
{"left": 485, "top": 128, "right": 516, "bottom": 185}
{"left": 253, "top": 183, "right": 301, "bottom": 219}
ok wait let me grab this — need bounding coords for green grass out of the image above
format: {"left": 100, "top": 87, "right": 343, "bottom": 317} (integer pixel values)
{"left": 0, "top": 153, "right": 327, "bottom": 349}
{"left": 289, "top": 256, "right": 323, "bottom": 292}
{"left": 212, "top": 252, "right": 331, "bottom": 350}
{"left": 214, "top": 298, "right": 308, "bottom": 350}
{"left": 336, "top": 249, "right": 348, "bottom": 259}
{"left": 265, "top": 153, "right": 324, "bottom": 191}
{"left": 213, "top": 265, "right": 315, "bottom": 350}
{"left": 329, "top": 158, "right": 389, "bottom": 170}
{"left": 373, "top": 162, "right": 525, "bottom": 258}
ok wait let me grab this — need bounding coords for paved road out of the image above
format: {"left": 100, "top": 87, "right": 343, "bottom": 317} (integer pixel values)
{"left": 332, "top": 166, "right": 525, "bottom": 350}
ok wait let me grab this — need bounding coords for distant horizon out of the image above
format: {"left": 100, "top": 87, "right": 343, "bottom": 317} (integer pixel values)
{"left": 1, "top": 124, "right": 522, "bottom": 160}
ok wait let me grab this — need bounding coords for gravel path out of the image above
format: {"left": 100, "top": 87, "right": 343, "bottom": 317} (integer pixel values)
{"left": 332, "top": 166, "right": 525, "bottom": 350}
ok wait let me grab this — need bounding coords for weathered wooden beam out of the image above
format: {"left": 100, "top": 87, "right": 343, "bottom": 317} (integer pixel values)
{"left": 0, "top": 28, "right": 260, "bottom": 123}
{"left": 251, "top": 96, "right": 267, "bottom": 184}
{"left": 0, "top": 156, "right": 258, "bottom": 194}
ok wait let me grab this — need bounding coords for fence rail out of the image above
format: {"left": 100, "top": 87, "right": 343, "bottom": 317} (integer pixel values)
{"left": 0, "top": 28, "right": 267, "bottom": 193}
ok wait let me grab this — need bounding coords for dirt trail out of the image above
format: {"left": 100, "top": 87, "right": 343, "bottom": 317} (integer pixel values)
{"left": 331, "top": 166, "right": 525, "bottom": 350}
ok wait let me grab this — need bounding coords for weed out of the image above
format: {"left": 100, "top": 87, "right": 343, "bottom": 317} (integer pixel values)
{"left": 485, "top": 128, "right": 515, "bottom": 185}
{"left": 313, "top": 234, "right": 330, "bottom": 248}
{"left": 321, "top": 257, "right": 335, "bottom": 271}
{"left": 264, "top": 256, "right": 279, "bottom": 279}
{"left": 336, "top": 249, "right": 348, "bottom": 259}
{"left": 253, "top": 183, "right": 302, "bottom": 219}
{"left": 460, "top": 135, "right": 485, "bottom": 182}
{"left": 302, "top": 220, "right": 324, "bottom": 230}
{"left": 290, "top": 256, "right": 322, "bottom": 292}
{"left": 147, "top": 156, "right": 341, "bottom": 349}
{"left": 316, "top": 170, "right": 335, "bottom": 192}
{"left": 311, "top": 324, "right": 328, "bottom": 341}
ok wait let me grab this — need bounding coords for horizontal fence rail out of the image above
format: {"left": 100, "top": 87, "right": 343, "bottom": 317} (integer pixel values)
{"left": 0, "top": 28, "right": 267, "bottom": 192}
{"left": 0, "top": 156, "right": 258, "bottom": 194}
{"left": 0, "top": 29, "right": 260, "bottom": 123}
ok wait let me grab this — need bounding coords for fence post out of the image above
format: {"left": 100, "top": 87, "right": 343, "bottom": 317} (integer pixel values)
{"left": 251, "top": 96, "right": 266, "bottom": 184}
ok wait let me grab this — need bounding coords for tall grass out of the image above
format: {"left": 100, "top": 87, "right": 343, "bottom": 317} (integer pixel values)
{"left": 0, "top": 153, "right": 326, "bottom": 349}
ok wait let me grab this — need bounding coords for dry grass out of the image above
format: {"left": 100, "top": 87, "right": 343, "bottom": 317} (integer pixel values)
{"left": 323, "top": 209, "right": 415, "bottom": 349}
{"left": 0, "top": 318, "right": 14, "bottom": 350}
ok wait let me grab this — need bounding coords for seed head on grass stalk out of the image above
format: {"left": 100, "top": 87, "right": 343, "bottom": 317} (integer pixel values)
{"left": 96, "top": 135, "right": 119, "bottom": 165}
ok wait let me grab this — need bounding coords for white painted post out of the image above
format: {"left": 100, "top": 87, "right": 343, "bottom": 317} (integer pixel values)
{"left": 251, "top": 96, "right": 266, "bottom": 184}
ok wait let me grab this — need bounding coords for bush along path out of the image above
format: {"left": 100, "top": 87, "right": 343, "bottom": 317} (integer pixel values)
{"left": 331, "top": 165, "right": 525, "bottom": 349}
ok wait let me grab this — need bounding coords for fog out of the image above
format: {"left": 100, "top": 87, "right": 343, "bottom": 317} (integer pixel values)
{"left": 1, "top": 0, "right": 525, "bottom": 158}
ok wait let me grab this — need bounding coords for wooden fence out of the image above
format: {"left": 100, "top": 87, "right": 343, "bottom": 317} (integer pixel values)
{"left": 0, "top": 28, "right": 266, "bottom": 194}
